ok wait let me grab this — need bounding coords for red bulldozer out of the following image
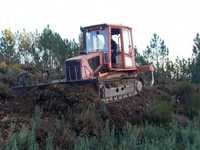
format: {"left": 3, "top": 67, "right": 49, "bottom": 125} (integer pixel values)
{"left": 16, "top": 23, "right": 155, "bottom": 103}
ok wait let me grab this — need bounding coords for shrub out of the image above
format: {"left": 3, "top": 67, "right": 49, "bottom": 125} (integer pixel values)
{"left": 10, "top": 64, "right": 22, "bottom": 74}
{"left": 191, "top": 93, "right": 200, "bottom": 112}
{"left": 175, "top": 81, "right": 200, "bottom": 117}
{"left": 4, "top": 114, "right": 200, "bottom": 150}
{"left": 150, "top": 99, "right": 174, "bottom": 123}
{"left": 145, "top": 94, "right": 174, "bottom": 123}
{"left": 19, "top": 64, "right": 38, "bottom": 74}
{"left": 175, "top": 81, "right": 193, "bottom": 105}
{"left": 0, "top": 82, "right": 8, "bottom": 93}
{"left": 0, "top": 62, "right": 21, "bottom": 74}
{"left": 184, "top": 93, "right": 200, "bottom": 117}
{"left": 0, "top": 61, "right": 8, "bottom": 73}
{"left": 0, "top": 74, "right": 16, "bottom": 87}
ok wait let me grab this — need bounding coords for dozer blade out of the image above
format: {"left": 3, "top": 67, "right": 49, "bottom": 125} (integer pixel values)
{"left": 12, "top": 79, "right": 100, "bottom": 111}
{"left": 13, "top": 79, "right": 97, "bottom": 90}
{"left": 12, "top": 78, "right": 99, "bottom": 100}
{"left": 12, "top": 77, "right": 143, "bottom": 109}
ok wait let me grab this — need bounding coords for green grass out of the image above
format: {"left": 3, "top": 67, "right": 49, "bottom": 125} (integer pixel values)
{"left": 3, "top": 112, "right": 200, "bottom": 150}
{"left": 2, "top": 82, "right": 200, "bottom": 150}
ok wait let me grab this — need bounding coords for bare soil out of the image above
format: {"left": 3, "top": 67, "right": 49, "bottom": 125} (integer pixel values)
{"left": 0, "top": 65, "right": 172, "bottom": 145}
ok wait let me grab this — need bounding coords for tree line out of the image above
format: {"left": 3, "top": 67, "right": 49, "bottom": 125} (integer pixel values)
{"left": 0, "top": 26, "right": 200, "bottom": 83}
{"left": 0, "top": 25, "right": 79, "bottom": 72}
{"left": 136, "top": 33, "right": 200, "bottom": 84}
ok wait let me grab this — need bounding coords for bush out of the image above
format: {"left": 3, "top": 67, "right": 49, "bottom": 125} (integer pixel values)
{"left": 0, "top": 61, "right": 8, "bottom": 73}
{"left": 19, "top": 64, "right": 38, "bottom": 74}
{"left": 175, "top": 81, "right": 193, "bottom": 105}
{"left": 184, "top": 93, "right": 200, "bottom": 117}
{"left": 10, "top": 64, "right": 22, "bottom": 74}
{"left": 191, "top": 93, "right": 200, "bottom": 112}
{"left": 0, "top": 82, "right": 8, "bottom": 93}
{"left": 175, "top": 81, "right": 200, "bottom": 117}
{"left": 4, "top": 111, "right": 200, "bottom": 150}
{"left": 144, "top": 93, "right": 174, "bottom": 123}
{"left": 149, "top": 98, "right": 174, "bottom": 123}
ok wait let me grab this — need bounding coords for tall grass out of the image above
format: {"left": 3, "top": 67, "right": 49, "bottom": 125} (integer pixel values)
{"left": 3, "top": 109, "right": 200, "bottom": 150}
{"left": 74, "top": 120, "right": 200, "bottom": 150}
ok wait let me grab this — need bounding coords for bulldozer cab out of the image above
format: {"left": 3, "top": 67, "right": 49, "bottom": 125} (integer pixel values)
{"left": 81, "top": 24, "right": 137, "bottom": 70}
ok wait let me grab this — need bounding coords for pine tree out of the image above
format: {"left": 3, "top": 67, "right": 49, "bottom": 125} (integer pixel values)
{"left": 143, "top": 33, "right": 169, "bottom": 83}
{"left": 38, "top": 25, "right": 79, "bottom": 71}
{"left": 0, "top": 28, "right": 19, "bottom": 63}
{"left": 191, "top": 33, "right": 200, "bottom": 83}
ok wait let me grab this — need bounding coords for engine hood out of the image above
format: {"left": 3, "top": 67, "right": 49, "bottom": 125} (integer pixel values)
{"left": 65, "top": 52, "right": 103, "bottom": 81}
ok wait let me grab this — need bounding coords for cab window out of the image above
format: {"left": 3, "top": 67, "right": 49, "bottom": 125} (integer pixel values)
{"left": 123, "top": 29, "right": 132, "bottom": 53}
{"left": 86, "top": 30, "right": 108, "bottom": 52}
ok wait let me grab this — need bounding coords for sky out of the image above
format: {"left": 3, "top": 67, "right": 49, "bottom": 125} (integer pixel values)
{"left": 0, "top": 0, "right": 200, "bottom": 60}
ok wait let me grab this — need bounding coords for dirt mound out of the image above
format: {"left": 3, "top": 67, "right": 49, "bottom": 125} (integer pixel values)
{"left": 1, "top": 84, "right": 162, "bottom": 117}
{"left": 0, "top": 81, "right": 172, "bottom": 146}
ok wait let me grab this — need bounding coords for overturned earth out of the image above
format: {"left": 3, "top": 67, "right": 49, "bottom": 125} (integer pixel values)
{"left": 0, "top": 64, "right": 176, "bottom": 145}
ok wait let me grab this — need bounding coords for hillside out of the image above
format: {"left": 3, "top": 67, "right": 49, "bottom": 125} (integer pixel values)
{"left": 1, "top": 63, "right": 200, "bottom": 149}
